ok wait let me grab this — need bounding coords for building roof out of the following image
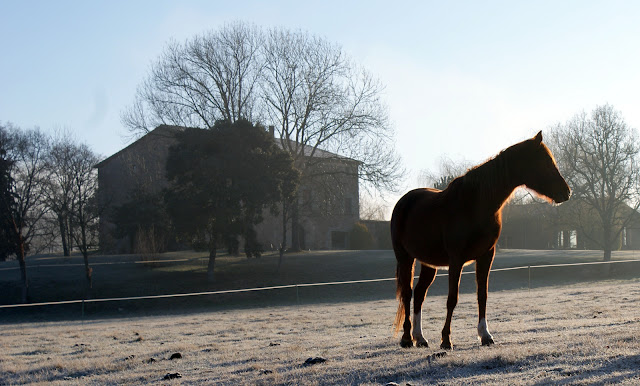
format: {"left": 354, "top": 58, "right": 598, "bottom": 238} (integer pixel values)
{"left": 95, "top": 125, "right": 183, "bottom": 169}
{"left": 275, "top": 137, "right": 361, "bottom": 164}
{"left": 96, "top": 124, "right": 361, "bottom": 169}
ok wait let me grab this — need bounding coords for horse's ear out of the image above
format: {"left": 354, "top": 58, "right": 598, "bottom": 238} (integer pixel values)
{"left": 533, "top": 131, "right": 543, "bottom": 144}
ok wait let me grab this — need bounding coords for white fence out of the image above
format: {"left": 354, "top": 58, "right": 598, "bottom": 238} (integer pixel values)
{"left": 1, "top": 259, "right": 639, "bottom": 311}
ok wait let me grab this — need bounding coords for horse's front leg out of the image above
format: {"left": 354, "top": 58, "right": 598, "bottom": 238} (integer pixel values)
{"left": 412, "top": 265, "right": 437, "bottom": 347}
{"left": 476, "top": 248, "right": 495, "bottom": 346}
{"left": 441, "top": 262, "right": 463, "bottom": 350}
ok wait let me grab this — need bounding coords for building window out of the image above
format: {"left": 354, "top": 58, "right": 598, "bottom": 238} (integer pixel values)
{"left": 557, "top": 231, "right": 564, "bottom": 248}
{"left": 331, "top": 231, "right": 347, "bottom": 249}
{"left": 569, "top": 230, "right": 577, "bottom": 249}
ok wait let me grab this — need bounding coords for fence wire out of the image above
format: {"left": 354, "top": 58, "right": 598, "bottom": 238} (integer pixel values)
{"left": 1, "top": 258, "right": 639, "bottom": 310}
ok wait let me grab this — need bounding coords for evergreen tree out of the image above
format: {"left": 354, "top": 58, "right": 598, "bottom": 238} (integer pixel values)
{"left": 165, "top": 119, "right": 299, "bottom": 281}
{"left": 0, "top": 130, "right": 16, "bottom": 260}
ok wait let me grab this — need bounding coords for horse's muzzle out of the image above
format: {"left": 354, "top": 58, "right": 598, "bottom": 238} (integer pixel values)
{"left": 555, "top": 188, "right": 571, "bottom": 203}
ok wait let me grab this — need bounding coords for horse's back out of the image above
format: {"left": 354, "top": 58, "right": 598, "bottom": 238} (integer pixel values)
{"left": 391, "top": 188, "right": 440, "bottom": 224}
{"left": 391, "top": 188, "right": 451, "bottom": 266}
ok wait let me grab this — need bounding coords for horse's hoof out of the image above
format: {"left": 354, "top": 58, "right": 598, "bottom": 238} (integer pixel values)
{"left": 400, "top": 339, "right": 414, "bottom": 348}
{"left": 415, "top": 339, "right": 429, "bottom": 348}
{"left": 481, "top": 336, "right": 495, "bottom": 346}
{"left": 440, "top": 341, "right": 453, "bottom": 350}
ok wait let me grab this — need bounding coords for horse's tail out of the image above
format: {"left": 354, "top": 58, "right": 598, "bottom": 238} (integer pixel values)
{"left": 393, "top": 255, "right": 415, "bottom": 336}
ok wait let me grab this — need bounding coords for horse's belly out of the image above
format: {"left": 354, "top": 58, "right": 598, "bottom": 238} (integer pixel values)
{"left": 404, "top": 226, "right": 497, "bottom": 268}
{"left": 417, "top": 256, "right": 449, "bottom": 268}
{"left": 406, "top": 241, "right": 449, "bottom": 267}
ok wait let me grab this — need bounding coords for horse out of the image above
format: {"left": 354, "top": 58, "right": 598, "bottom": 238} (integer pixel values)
{"left": 390, "top": 131, "right": 570, "bottom": 349}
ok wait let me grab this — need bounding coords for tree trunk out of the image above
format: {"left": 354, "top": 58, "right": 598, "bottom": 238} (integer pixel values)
{"left": 290, "top": 200, "right": 300, "bottom": 252}
{"left": 602, "top": 245, "right": 612, "bottom": 276}
{"left": 278, "top": 200, "right": 288, "bottom": 269}
{"left": 67, "top": 221, "right": 74, "bottom": 253}
{"left": 83, "top": 250, "right": 92, "bottom": 299}
{"left": 58, "top": 215, "right": 70, "bottom": 256}
{"left": 603, "top": 223, "right": 612, "bottom": 262}
{"left": 82, "top": 244, "right": 92, "bottom": 291}
{"left": 207, "top": 236, "right": 217, "bottom": 283}
{"left": 17, "top": 237, "right": 28, "bottom": 303}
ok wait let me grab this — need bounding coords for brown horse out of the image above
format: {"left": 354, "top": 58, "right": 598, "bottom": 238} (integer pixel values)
{"left": 391, "top": 131, "right": 570, "bottom": 349}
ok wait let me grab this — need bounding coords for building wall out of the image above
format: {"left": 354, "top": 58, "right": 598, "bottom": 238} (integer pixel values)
{"left": 254, "top": 159, "right": 360, "bottom": 250}
{"left": 97, "top": 126, "right": 179, "bottom": 252}
{"left": 624, "top": 227, "right": 640, "bottom": 249}
{"left": 97, "top": 126, "right": 360, "bottom": 252}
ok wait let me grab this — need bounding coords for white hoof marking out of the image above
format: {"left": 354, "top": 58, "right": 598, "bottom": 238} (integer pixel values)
{"left": 477, "top": 318, "right": 493, "bottom": 342}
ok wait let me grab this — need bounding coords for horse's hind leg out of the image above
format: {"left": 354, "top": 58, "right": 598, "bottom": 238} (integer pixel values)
{"left": 441, "top": 261, "right": 463, "bottom": 350}
{"left": 476, "top": 248, "right": 495, "bottom": 346}
{"left": 394, "top": 248, "right": 415, "bottom": 348}
{"left": 412, "top": 264, "right": 437, "bottom": 347}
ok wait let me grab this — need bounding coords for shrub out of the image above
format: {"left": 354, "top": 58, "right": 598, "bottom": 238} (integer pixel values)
{"left": 349, "top": 222, "right": 374, "bottom": 250}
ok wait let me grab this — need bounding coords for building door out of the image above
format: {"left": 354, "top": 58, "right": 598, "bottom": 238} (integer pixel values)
{"left": 299, "top": 227, "right": 306, "bottom": 250}
{"left": 331, "top": 231, "right": 347, "bottom": 249}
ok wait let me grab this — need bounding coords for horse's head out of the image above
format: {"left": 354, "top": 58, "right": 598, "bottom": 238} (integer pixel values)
{"left": 512, "top": 131, "right": 571, "bottom": 204}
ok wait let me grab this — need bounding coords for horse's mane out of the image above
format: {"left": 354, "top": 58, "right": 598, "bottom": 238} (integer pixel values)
{"left": 448, "top": 138, "right": 558, "bottom": 207}
{"left": 444, "top": 142, "right": 521, "bottom": 209}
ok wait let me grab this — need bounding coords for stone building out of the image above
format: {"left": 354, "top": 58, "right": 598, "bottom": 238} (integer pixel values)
{"left": 95, "top": 125, "right": 180, "bottom": 252}
{"left": 96, "top": 125, "right": 360, "bottom": 253}
{"left": 254, "top": 142, "right": 361, "bottom": 250}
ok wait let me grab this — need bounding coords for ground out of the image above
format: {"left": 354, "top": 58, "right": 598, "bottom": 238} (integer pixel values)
{"left": 1, "top": 250, "right": 639, "bottom": 384}
{"left": 1, "top": 279, "right": 639, "bottom": 385}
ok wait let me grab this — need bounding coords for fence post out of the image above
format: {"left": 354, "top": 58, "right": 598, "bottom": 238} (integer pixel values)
{"left": 295, "top": 285, "right": 299, "bottom": 305}
{"left": 528, "top": 266, "right": 531, "bottom": 292}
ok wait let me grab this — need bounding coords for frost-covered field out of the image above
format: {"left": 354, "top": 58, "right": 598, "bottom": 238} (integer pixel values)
{"left": 1, "top": 279, "right": 639, "bottom": 385}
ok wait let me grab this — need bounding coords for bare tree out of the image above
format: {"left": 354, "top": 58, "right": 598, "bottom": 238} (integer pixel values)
{"left": 41, "top": 132, "right": 101, "bottom": 293}
{"left": 67, "top": 143, "right": 101, "bottom": 293}
{"left": 548, "top": 105, "right": 640, "bottom": 261}
{"left": 359, "top": 194, "right": 388, "bottom": 221}
{"left": 0, "top": 124, "right": 50, "bottom": 302}
{"left": 418, "top": 156, "right": 471, "bottom": 190}
{"left": 261, "top": 27, "right": 402, "bottom": 250}
{"left": 122, "top": 22, "right": 263, "bottom": 133}
{"left": 122, "top": 22, "right": 403, "bottom": 253}
{"left": 43, "top": 132, "right": 76, "bottom": 256}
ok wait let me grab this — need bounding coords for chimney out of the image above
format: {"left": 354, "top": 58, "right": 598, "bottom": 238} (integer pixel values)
{"left": 269, "top": 125, "right": 275, "bottom": 138}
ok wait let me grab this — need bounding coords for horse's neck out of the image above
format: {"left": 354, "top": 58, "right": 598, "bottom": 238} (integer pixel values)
{"left": 464, "top": 154, "right": 519, "bottom": 213}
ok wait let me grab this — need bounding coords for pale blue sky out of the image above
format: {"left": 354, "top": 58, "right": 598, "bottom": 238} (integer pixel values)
{"left": 2, "top": 1, "right": 639, "bottom": 214}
